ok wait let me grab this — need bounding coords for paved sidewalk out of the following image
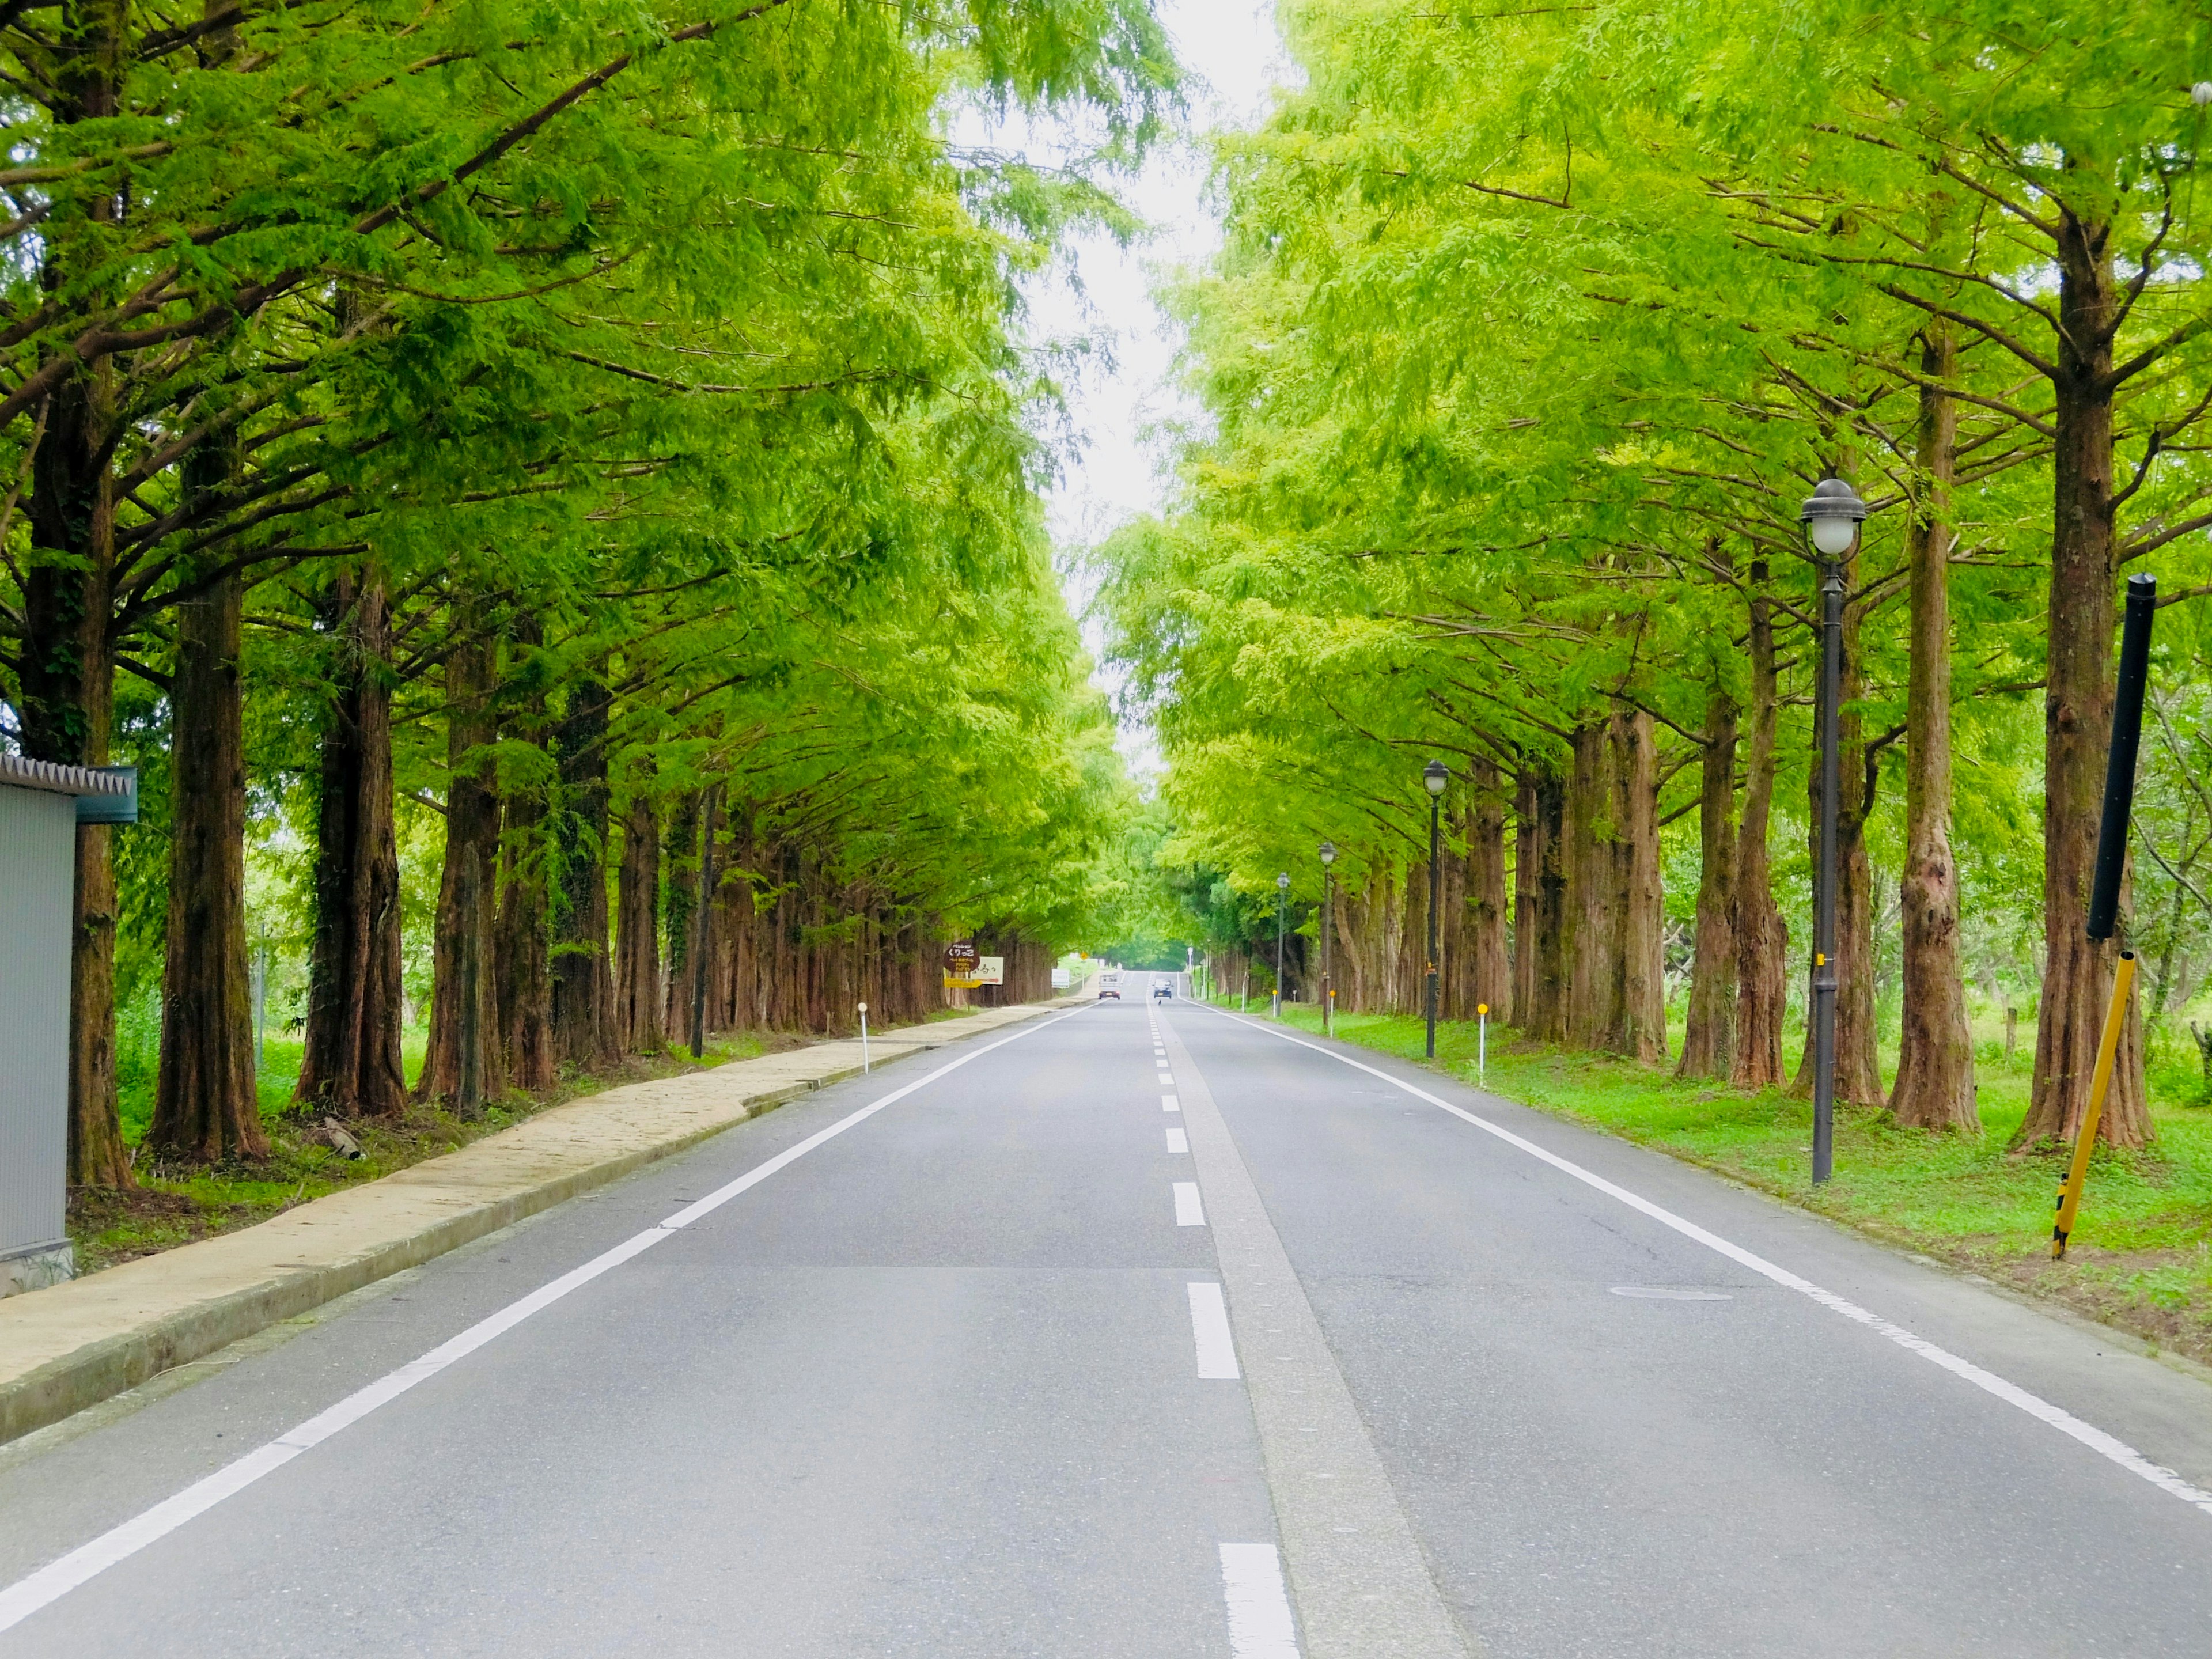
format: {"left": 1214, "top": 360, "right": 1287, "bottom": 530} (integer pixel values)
{"left": 0, "top": 998, "right": 1083, "bottom": 1445}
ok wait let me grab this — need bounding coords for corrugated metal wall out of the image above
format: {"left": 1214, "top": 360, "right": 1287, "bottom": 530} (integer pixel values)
{"left": 0, "top": 784, "right": 74, "bottom": 1260}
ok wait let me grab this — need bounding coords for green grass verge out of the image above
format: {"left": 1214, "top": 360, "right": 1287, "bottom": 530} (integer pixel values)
{"left": 1236, "top": 999, "right": 2212, "bottom": 1368}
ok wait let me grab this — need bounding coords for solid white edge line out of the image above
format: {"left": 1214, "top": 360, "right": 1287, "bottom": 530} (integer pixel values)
{"left": 1188, "top": 1280, "right": 1240, "bottom": 1378}
{"left": 1174, "top": 1181, "right": 1207, "bottom": 1228}
{"left": 0, "top": 1004, "right": 1095, "bottom": 1637}
{"left": 1218, "top": 1541, "right": 1302, "bottom": 1658}
{"left": 1203, "top": 1006, "right": 2212, "bottom": 1520}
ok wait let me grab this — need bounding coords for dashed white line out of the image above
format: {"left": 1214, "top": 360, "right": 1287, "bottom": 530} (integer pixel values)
{"left": 1219, "top": 1543, "right": 1302, "bottom": 1657}
{"left": 1163, "top": 1093, "right": 1180, "bottom": 1113}
{"left": 1188, "top": 1281, "right": 1240, "bottom": 1378}
{"left": 1166, "top": 1126, "right": 1189, "bottom": 1154}
{"left": 1175, "top": 1181, "right": 1207, "bottom": 1227}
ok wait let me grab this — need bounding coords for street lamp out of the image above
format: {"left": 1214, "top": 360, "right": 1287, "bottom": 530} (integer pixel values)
{"left": 1274, "top": 871, "right": 1291, "bottom": 1018}
{"left": 1799, "top": 477, "right": 1865, "bottom": 1185}
{"left": 1423, "top": 760, "right": 1449, "bottom": 1059}
{"left": 1319, "top": 841, "right": 1337, "bottom": 1038}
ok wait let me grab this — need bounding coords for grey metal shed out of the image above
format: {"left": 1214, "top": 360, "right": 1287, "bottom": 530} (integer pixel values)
{"left": 0, "top": 752, "right": 135, "bottom": 1298}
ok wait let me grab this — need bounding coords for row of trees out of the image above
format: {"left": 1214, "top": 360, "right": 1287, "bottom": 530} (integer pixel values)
{"left": 0, "top": 0, "right": 1179, "bottom": 1184}
{"left": 1098, "top": 0, "right": 2212, "bottom": 1146}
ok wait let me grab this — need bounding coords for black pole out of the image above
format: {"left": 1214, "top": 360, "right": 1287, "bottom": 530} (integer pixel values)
{"left": 1426, "top": 793, "right": 1441, "bottom": 1060}
{"left": 690, "top": 783, "right": 719, "bottom": 1059}
{"left": 1812, "top": 558, "right": 1843, "bottom": 1184}
{"left": 1274, "top": 885, "right": 1285, "bottom": 1018}
{"left": 2089, "top": 573, "right": 2159, "bottom": 941}
{"left": 1322, "top": 867, "right": 1334, "bottom": 1039}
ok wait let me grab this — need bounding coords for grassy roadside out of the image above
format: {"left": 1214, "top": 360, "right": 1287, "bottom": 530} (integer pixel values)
{"left": 69, "top": 1010, "right": 982, "bottom": 1277}
{"left": 1236, "top": 999, "right": 2212, "bottom": 1368}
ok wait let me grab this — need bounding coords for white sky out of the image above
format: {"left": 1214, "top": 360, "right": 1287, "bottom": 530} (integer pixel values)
{"left": 1015, "top": 1, "right": 1294, "bottom": 548}
{"left": 958, "top": 3, "right": 1294, "bottom": 775}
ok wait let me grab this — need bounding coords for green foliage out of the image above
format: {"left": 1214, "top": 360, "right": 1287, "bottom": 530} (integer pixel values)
{"left": 1093, "top": 0, "right": 2212, "bottom": 1054}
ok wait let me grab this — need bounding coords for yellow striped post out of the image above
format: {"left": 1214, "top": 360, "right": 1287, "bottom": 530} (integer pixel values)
{"left": 2051, "top": 952, "right": 2137, "bottom": 1260}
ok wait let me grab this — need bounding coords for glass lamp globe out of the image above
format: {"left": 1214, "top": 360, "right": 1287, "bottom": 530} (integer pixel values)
{"left": 1799, "top": 478, "right": 1866, "bottom": 557}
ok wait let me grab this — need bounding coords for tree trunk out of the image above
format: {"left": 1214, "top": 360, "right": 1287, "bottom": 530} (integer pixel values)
{"left": 418, "top": 635, "right": 503, "bottom": 1111}
{"left": 149, "top": 567, "right": 266, "bottom": 1160}
{"left": 23, "top": 377, "right": 131, "bottom": 1185}
{"left": 1733, "top": 560, "right": 1788, "bottom": 1089}
{"left": 1678, "top": 685, "right": 1738, "bottom": 1079}
{"left": 2020, "top": 203, "right": 2149, "bottom": 1149}
{"left": 1465, "top": 760, "right": 1509, "bottom": 1018}
{"left": 1565, "top": 721, "right": 1617, "bottom": 1049}
{"left": 1891, "top": 325, "right": 1979, "bottom": 1131}
{"left": 296, "top": 575, "right": 409, "bottom": 1119}
{"left": 20, "top": 0, "right": 131, "bottom": 1187}
{"left": 496, "top": 619, "right": 555, "bottom": 1092}
{"left": 551, "top": 678, "right": 618, "bottom": 1069}
{"left": 1608, "top": 706, "right": 1666, "bottom": 1063}
{"left": 615, "top": 782, "right": 665, "bottom": 1052}
{"left": 1518, "top": 764, "right": 1567, "bottom": 1040}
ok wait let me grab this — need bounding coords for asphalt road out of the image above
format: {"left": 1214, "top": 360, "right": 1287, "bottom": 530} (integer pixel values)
{"left": 3, "top": 995, "right": 2211, "bottom": 1657}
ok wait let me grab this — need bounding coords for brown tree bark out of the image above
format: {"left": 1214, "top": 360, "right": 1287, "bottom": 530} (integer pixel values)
{"left": 496, "top": 619, "right": 556, "bottom": 1091}
{"left": 19, "top": 0, "right": 132, "bottom": 1187}
{"left": 417, "top": 635, "right": 504, "bottom": 1112}
{"left": 149, "top": 567, "right": 266, "bottom": 1160}
{"left": 22, "top": 373, "right": 131, "bottom": 1186}
{"left": 1608, "top": 706, "right": 1666, "bottom": 1063}
{"left": 615, "top": 782, "right": 665, "bottom": 1052}
{"left": 550, "top": 678, "right": 618, "bottom": 1069}
{"left": 1465, "top": 760, "right": 1510, "bottom": 1019}
{"left": 1564, "top": 721, "right": 1617, "bottom": 1049}
{"left": 296, "top": 575, "right": 410, "bottom": 1120}
{"left": 1518, "top": 764, "right": 1567, "bottom": 1040}
{"left": 1891, "top": 326, "right": 1979, "bottom": 1131}
{"left": 2018, "top": 204, "right": 2150, "bottom": 1149}
{"left": 1678, "top": 685, "right": 1738, "bottom": 1079}
{"left": 1732, "top": 561, "right": 1788, "bottom": 1089}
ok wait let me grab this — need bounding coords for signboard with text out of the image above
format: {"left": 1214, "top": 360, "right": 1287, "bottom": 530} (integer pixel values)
{"left": 942, "top": 955, "right": 1005, "bottom": 990}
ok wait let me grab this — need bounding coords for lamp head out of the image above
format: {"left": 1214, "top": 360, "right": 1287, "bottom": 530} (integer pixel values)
{"left": 1319, "top": 840, "right": 1336, "bottom": 866}
{"left": 1277, "top": 871, "right": 1291, "bottom": 890}
{"left": 1423, "top": 759, "right": 1449, "bottom": 796}
{"left": 1799, "top": 477, "right": 1866, "bottom": 558}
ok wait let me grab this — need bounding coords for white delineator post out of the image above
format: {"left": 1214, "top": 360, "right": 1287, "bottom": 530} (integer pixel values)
{"left": 1477, "top": 1002, "right": 1487, "bottom": 1086}
{"left": 858, "top": 1002, "right": 869, "bottom": 1073}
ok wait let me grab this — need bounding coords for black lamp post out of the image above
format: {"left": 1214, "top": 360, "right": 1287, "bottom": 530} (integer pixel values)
{"left": 1319, "top": 841, "right": 1336, "bottom": 1038}
{"left": 1423, "top": 760, "right": 1448, "bottom": 1059}
{"left": 1799, "top": 478, "right": 1865, "bottom": 1185}
{"left": 1274, "top": 870, "right": 1291, "bottom": 1018}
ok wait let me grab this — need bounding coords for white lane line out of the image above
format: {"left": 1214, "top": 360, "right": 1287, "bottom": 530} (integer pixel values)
{"left": 1163, "top": 1093, "right": 1180, "bottom": 1113}
{"left": 1166, "top": 1126, "right": 1189, "bottom": 1154}
{"left": 1188, "top": 1281, "right": 1240, "bottom": 1378}
{"left": 0, "top": 1006, "right": 1094, "bottom": 1638}
{"left": 1210, "top": 1007, "right": 2212, "bottom": 1521}
{"left": 1219, "top": 1543, "right": 1302, "bottom": 1658}
{"left": 1175, "top": 1181, "right": 1207, "bottom": 1227}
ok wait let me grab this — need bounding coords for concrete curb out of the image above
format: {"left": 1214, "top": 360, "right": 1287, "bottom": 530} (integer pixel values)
{"left": 0, "top": 997, "right": 1085, "bottom": 1447}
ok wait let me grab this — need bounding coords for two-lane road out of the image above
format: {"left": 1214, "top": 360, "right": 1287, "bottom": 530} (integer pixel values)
{"left": 3, "top": 1001, "right": 2209, "bottom": 1656}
